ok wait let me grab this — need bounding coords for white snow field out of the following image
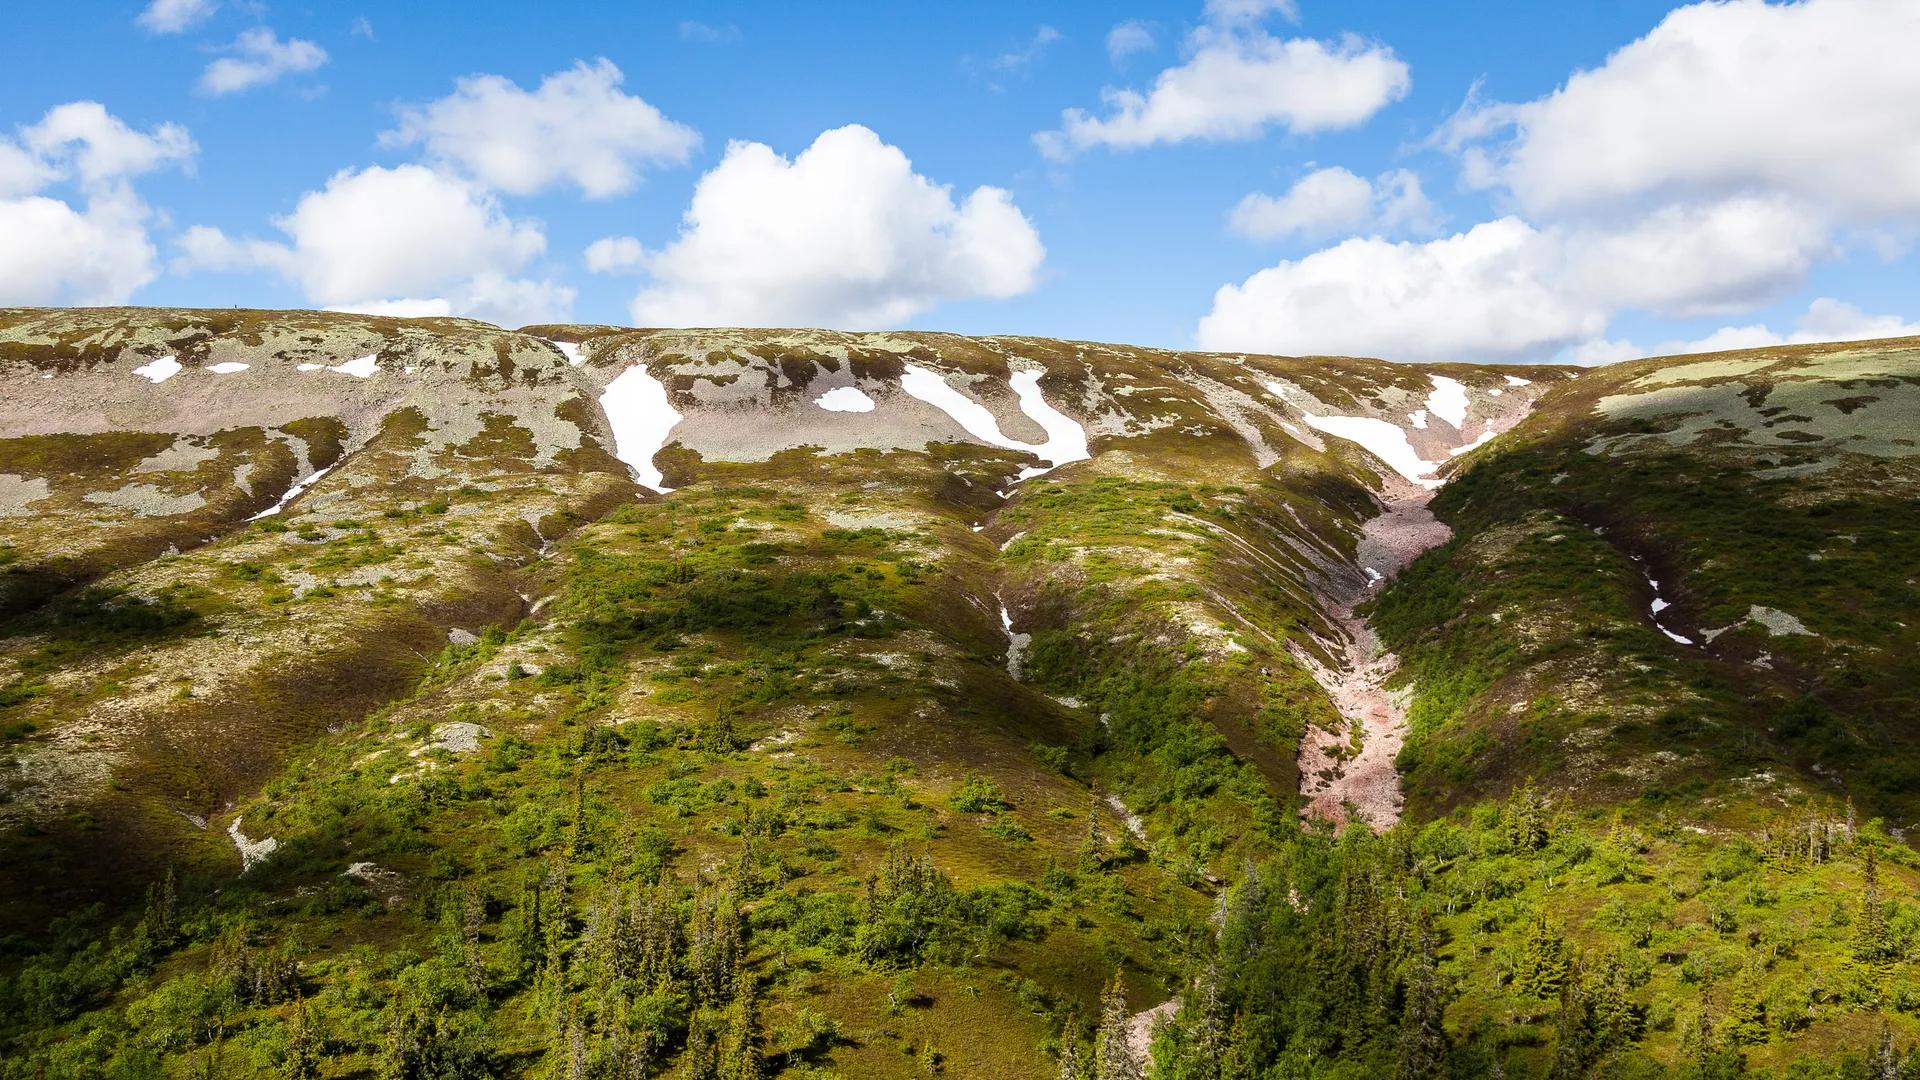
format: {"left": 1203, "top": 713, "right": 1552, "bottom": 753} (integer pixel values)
{"left": 813, "top": 385, "right": 876, "bottom": 412}
{"left": 600, "top": 362, "right": 684, "bottom": 494}
{"left": 899, "top": 364, "right": 1090, "bottom": 480}
{"left": 132, "top": 356, "right": 181, "bottom": 383}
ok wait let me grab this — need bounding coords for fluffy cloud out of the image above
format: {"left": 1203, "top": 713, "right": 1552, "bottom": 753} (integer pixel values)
{"left": 0, "top": 194, "right": 159, "bottom": 305}
{"left": 1198, "top": 218, "right": 1607, "bottom": 362}
{"left": 584, "top": 236, "right": 645, "bottom": 273}
{"left": 176, "top": 164, "right": 572, "bottom": 326}
{"left": 1229, "top": 166, "right": 1436, "bottom": 240}
{"left": 17, "top": 102, "right": 194, "bottom": 188}
{"left": 995, "top": 26, "right": 1062, "bottom": 71}
{"left": 0, "top": 102, "right": 193, "bottom": 305}
{"left": 1201, "top": 191, "right": 1834, "bottom": 359}
{"left": 630, "top": 125, "right": 1043, "bottom": 328}
{"left": 1037, "top": 18, "right": 1408, "bottom": 158}
{"left": 1560, "top": 196, "right": 1830, "bottom": 318}
{"left": 1207, "top": 0, "right": 1920, "bottom": 362}
{"left": 383, "top": 60, "right": 698, "bottom": 198}
{"left": 199, "top": 28, "right": 329, "bottom": 96}
{"left": 1204, "top": 0, "right": 1299, "bottom": 24}
{"left": 1580, "top": 299, "right": 1920, "bottom": 363}
{"left": 136, "top": 0, "right": 216, "bottom": 34}
{"left": 1448, "top": 0, "right": 1920, "bottom": 224}
{"left": 1106, "top": 21, "right": 1156, "bottom": 63}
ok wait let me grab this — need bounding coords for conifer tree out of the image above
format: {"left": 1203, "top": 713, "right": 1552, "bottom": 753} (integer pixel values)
{"left": 280, "top": 993, "right": 322, "bottom": 1080}
{"left": 1505, "top": 780, "right": 1550, "bottom": 851}
{"left": 1188, "top": 964, "right": 1228, "bottom": 1075}
{"left": 1057, "top": 1014, "right": 1084, "bottom": 1080}
{"left": 1094, "top": 970, "right": 1141, "bottom": 1080}
{"left": 1855, "top": 845, "right": 1893, "bottom": 967}
{"left": 1398, "top": 936, "right": 1452, "bottom": 1080}
{"left": 1080, "top": 796, "right": 1107, "bottom": 872}
{"left": 1723, "top": 967, "right": 1767, "bottom": 1046}
{"left": 514, "top": 870, "right": 546, "bottom": 984}
{"left": 1516, "top": 913, "right": 1569, "bottom": 999}
{"left": 1870, "top": 1019, "right": 1899, "bottom": 1080}
{"left": 720, "top": 971, "right": 763, "bottom": 1080}
{"left": 1588, "top": 952, "right": 1641, "bottom": 1052}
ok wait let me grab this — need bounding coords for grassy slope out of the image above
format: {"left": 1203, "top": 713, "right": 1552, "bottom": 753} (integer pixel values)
{"left": 1141, "top": 337, "right": 1920, "bottom": 1077}
{"left": 6, "top": 315, "right": 1916, "bottom": 1078}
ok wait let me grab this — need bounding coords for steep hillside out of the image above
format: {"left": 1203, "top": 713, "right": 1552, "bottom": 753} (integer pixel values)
{"left": 1, "top": 308, "right": 1914, "bottom": 1079}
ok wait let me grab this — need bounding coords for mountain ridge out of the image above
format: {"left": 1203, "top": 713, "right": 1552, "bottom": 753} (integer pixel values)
{"left": 2, "top": 307, "right": 1917, "bottom": 1078}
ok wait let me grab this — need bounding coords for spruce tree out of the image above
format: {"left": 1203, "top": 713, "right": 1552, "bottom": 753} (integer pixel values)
{"left": 1057, "top": 1014, "right": 1083, "bottom": 1080}
{"left": 1080, "top": 796, "right": 1106, "bottom": 872}
{"left": 1516, "top": 913, "right": 1569, "bottom": 999}
{"left": 1094, "top": 970, "right": 1141, "bottom": 1080}
{"left": 1722, "top": 968, "right": 1767, "bottom": 1046}
{"left": 720, "top": 971, "right": 763, "bottom": 1080}
{"left": 1855, "top": 845, "right": 1893, "bottom": 968}
{"left": 1398, "top": 938, "right": 1452, "bottom": 1080}
{"left": 280, "top": 994, "right": 322, "bottom": 1080}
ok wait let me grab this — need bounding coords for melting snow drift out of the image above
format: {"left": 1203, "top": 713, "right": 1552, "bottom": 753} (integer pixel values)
{"left": 899, "top": 364, "right": 1090, "bottom": 480}
{"left": 132, "top": 356, "right": 181, "bottom": 383}
{"left": 814, "top": 385, "right": 876, "bottom": 412}
{"left": 1300, "top": 414, "right": 1441, "bottom": 488}
{"left": 600, "top": 363, "right": 684, "bottom": 494}
{"left": 250, "top": 465, "right": 335, "bottom": 520}
{"left": 1425, "top": 375, "right": 1470, "bottom": 429}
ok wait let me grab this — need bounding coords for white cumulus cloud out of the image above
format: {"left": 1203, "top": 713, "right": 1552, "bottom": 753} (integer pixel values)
{"left": 1230, "top": 166, "right": 1436, "bottom": 240}
{"left": 18, "top": 102, "right": 194, "bottom": 189}
{"left": 0, "top": 194, "right": 160, "bottom": 305}
{"left": 1106, "top": 21, "right": 1156, "bottom": 63}
{"left": 1583, "top": 299, "right": 1920, "bottom": 363}
{"left": 1209, "top": 0, "right": 1920, "bottom": 363}
{"left": 383, "top": 59, "right": 698, "bottom": 199}
{"left": 584, "top": 236, "right": 645, "bottom": 273}
{"left": 1198, "top": 218, "right": 1607, "bottom": 362}
{"left": 1038, "top": 18, "right": 1408, "bottom": 158}
{"left": 1446, "top": 0, "right": 1920, "bottom": 226}
{"left": 0, "top": 102, "right": 193, "bottom": 305}
{"left": 198, "top": 28, "right": 329, "bottom": 96}
{"left": 136, "top": 0, "right": 216, "bottom": 34}
{"left": 629, "top": 125, "right": 1043, "bottom": 329}
{"left": 175, "top": 164, "right": 571, "bottom": 327}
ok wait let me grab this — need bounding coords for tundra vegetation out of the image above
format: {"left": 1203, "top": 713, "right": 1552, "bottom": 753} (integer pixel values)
{"left": 0, "top": 309, "right": 1915, "bottom": 1077}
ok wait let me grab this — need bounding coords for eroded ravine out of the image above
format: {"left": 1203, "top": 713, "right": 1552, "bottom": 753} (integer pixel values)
{"left": 1294, "top": 476, "right": 1449, "bottom": 829}
{"left": 1293, "top": 383, "right": 1547, "bottom": 830}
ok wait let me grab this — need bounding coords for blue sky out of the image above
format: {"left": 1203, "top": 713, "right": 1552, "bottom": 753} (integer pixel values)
{"left": 3, "top": 0, "right": 1915, "bottom": 362}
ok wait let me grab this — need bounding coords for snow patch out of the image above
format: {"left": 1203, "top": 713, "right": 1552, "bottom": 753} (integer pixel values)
{"left": 1634, "top": 563, "right": 1694, "bottom": 644}
{"left": 600, "top": 362, "right": 684, "bottom": 494}
{"left": 546, "top": 340, "right": 585, "bottom": 367}
{"left": 1008, "top": 369, "right": 1091, "bottom": 480}
{"left": 814, "top": 385, "right": 876, "bottom": 413}
{"left": 1425, "top": 375, "right": 1470, "bottom": 428}
{"left": 328, "top": 355, "right": 379, "bottom": 378}
{"left": 1447, "top": 428, "right": 1497, "bottom": 457}
{"left": 899, "top": 364, "right": 1089, "bottom": 481}
{"left": 1505, "top": 374, "right": 1532, "bottom": 386}
{"left": 296, "top": 363, "right": 324, "bottom": 371}
{"left": 228, "top": 817, "right": 278, "bottom": 872}
{"left": 249, "top": 464, "right": 334, "bottom": 520}
{"left": 999, "top": 602, "right": 1031, "bottom": 681}
{"left": 132, "top": 355, "right": 181, "bottom": 383}
{"left": 1407, "top": 409, "right": 1427, "bottom": 429}
{"left": 1299, "top": 414, "right": 1440, "bottom": 488}
{"left": 205, "top": 361, "right": 249, "bottom": 374}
